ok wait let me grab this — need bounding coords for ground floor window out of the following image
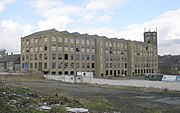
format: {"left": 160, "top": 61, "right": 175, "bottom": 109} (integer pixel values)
{"left": 52, "top": 72, "right": 56, "bottom": 75}
{"left": 58, "top": 71, "right": 62, "bottom": 75}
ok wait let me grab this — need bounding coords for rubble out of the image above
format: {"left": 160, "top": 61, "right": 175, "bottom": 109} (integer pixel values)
{"left": 66, "top": 107, "right": 89, "bottom": 113}
{"left": 0, "top": 81, "right": 85, "bottom": 112}
{"left": 38, "top": 106, "right": 51, "bottom": 110}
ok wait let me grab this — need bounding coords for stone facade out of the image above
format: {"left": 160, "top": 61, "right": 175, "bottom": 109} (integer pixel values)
{"left": 21, "top": 29, "right": 158, "bottom": 77}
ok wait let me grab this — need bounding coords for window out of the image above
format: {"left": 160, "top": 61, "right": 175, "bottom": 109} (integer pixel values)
{"left": 64, "top": 46, "right": 68, "bottom": 51}
{"left": 58, "top": 53, "right": 62, "bottom": 60}
{"left": 92, "top": 55, "right": 95, "bottom": 61}
{"left": 105, "top": 49, "right": 108, "bottom": 53}
{"left": 86, "top": 48, "right": 90, "bottom": 53}
{"left": 113, "top": 43, "right": 116, "bottom": 48}
{"left": 26, "top": 39, "right": 29, "bottom": 44}
{"left": 52, "top": 53, "right": 56, "bottom": 60}
{"left": 30, "top": 63, "right": 33, "bottom": 69}
{"left": 64, "top": 38, "right": 68, "bottom": 43}
{"left": 52, "top": 46, "right": 56, "bottom": 51}
{"left": 76, "top": 39, "right": 79, "bottom": 44}
{"left": 110, "top": 63, "right": 112, "bottom": 68}
{"left": 44, "top": 45, "right": 47, "bottom": 51}
{"left": 81, "top": 40, "right": 85, "bottom": 44}
{"left": 87, "top": 55, "right": 90, "bottom": 60}
{"left": 26, "top": 48, "right": 29, "bottom": 53}
{"left": 34, "top": 54, "right": 38, "bottom": 60}
{"left": 58, "top": 46, "right": 62, "bottom": 51}
{"left": 58, "top": 62, "right": 63, "bottom": 68}
{"left": 106, "top": 63, "right": 108, "bottom": 68}
{"left": 70, "top": 71, "right": 74, "bottom": 75}
{"left": 76, "top": 63, "right": 79, "bottom": 68}
{"left": 52, "top": 62, "right": 56, "bottom": 68}
{"left": 86, "top": 40, "right": 89, "bottom": 45}
{"left": 81, "top": 54, "right": 85, "bottom": 60}
{"left": 109, "top": 42, "right": 112, "bottom": 47}
{"left": 76, "top": 54, "right": 80, "bottom": 60}
{"left": 70, "top": 38, "right": 74, "bottom": 43}
{"left": 65, "top": 71, "right": 68, "bottom": 75}
{"left": 22, "top": 48, "right": 25, "bottom": 53}
{"left": 44, "top": 36, "right": 47, "bottom": 42}
{"left": 76, "top": 47, "right": 80, "bottom": 52}
{"left": 70, "top": 63, "right": 74, "bottom": 68}
{"left": 44, "top": 53, "right": 47, "bottom": 59}
{"left": 70, "top": 46, "right": 74, "bottom": 52}
{"left": 81, "top": 47, "right": 85, "bottom": 52}
{"left": 87, "top": 63, "right": 90, "bottom": 68}
{"left": 30, "top": 47, "right": 33, "bottom": 52}
{"left": 35, "top": 38, "right": 38, "bottom": 43}
{"left": 51, "top": 36, "right": 56, "bottom": 42}
{"left": 64, "top": 62, "right": 68, "bottom": 68}
{"left": 65, "top": 54, "right": 68, "bottom": 60}
{"left": 52, "top": 72, "right": 56, "bottom": 75}
{"left": 91, "top": 48, "right": 95, "bottom": 53}
{"left": 31, "top": 39, "right": 34, "bottom": 44}
{"left": 26, "top": 55, "right": 29, "bottom": 60}
{"left": 34, "top": 63, "right": 37, "bottom": 69}
{"left": 58, "top": 37, "right": 62, "bottom": 42}
{"left": 114, "top": 63, "right": 116, "bottom": 68}
{"left": 30, "top": 54, "right": 33, "bottom": 60}
{"left": 81, "top": 63, "right": 85, "bottom": 68}
{"left": 70, "top": 54, "right": 74, "bottom": 60}
{"left": 44, "top": 62, "right": 47, "bottom": 69}
{"left": 39, "top": 54, "right": 42, "bottom": 60}
{"left": 91, "top": 40, "right": 95, "bottom": 45}
{"left": 35, "top": 46, "right": 38, "bottom": 52}
{"left": 118, "top": 63, "right": 120, "bottom": 68}
{"left": 106, "top": 70, "right": 108, "bottom": 75}
{"left": 92, "top": 63, "right": 94, "bottom": 68}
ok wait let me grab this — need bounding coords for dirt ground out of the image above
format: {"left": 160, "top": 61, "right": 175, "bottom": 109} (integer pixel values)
{"left": 1, "top": 75, "right": 180, "bottom": 113}
{"left": 2, "top": 79, "right": 179, "bottom": 113}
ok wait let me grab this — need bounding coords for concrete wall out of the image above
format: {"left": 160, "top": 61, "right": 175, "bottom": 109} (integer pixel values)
{"left": 89, "top": 78, "right": 180, "bottom": 91}
{"left": 44, "top": 75, "right": 180, "bottom": 91}
{"left": 44, "top": 75, "right": 82, "bottom": 83}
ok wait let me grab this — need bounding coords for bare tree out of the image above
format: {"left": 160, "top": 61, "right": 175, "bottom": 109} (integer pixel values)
{"left": 0, "top": 49, "right": 7, "bottom": 58}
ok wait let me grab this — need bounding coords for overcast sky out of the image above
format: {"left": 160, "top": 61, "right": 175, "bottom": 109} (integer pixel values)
{"left": 0, "top": 0, "right": 180, "bottom": 55}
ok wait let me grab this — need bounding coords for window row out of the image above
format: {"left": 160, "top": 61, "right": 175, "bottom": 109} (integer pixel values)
{"left": 105, "top": 70, "right": 127, "bottom": 76}
{"left": 22, "top": 62, "right": 48, "bottom": 69}
{"left": 52, "top": 36, "right": 95, "bottom": 45}
{"left": 22, "top": 45, "right": 48, "bottom": 53}
{"left": 22, "top": 36, "right": 48, "bottom": 45}
{"left": 105, "top": 56, "right": 127, "bottom": 61}
{"left": 102, "top": 41, "right": 127, "bottom": 48}
{"left": 51, "top": 62, "right": 95, "bottom": 69}
{"left": 22, "top": 53, "right": 95, "bottom": 61}
{"left": 52, "top": 46, "right": 95, "bottom": 53}
{"left": 52, "top": 53, "right": 95, "bottom": 61}
{"left": 105, "top": 63, "right": 127, "bottom": 68}
{"left": 134, "top": 63, "right": 155, "bottom": 68}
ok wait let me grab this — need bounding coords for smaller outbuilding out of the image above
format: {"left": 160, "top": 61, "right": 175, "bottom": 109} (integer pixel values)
{"left": 0, "top": 54, "right": 20, "bottom": 73}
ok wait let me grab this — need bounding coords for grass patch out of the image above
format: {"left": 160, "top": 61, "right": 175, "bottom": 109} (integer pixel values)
{"left": 81, "top": 98, "right": 119, "bottom": 112}
{"left": 51, "top": 106, "right": 67, "bottom": 113}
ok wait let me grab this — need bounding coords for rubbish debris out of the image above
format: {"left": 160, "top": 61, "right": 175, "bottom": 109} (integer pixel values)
{"left": 66, "top": 107, "right": 89, "bottom": 113}
{"left": 38, "top": 106, "right": 51, "bottom": 110}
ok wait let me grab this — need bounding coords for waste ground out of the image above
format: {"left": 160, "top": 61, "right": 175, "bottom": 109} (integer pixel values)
{"left": 0, "top": 75, "right": 180, "bottom": 113}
